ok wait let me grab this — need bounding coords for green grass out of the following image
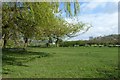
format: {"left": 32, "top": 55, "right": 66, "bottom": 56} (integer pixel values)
{"left": 2, "top": 47, "right": 119, "bottom": 78}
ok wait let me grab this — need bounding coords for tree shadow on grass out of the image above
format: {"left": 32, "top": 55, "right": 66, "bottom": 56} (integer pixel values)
{"left": 2, "top": 48, "right": 52, "bottom": 74}
{"left": 96, "top": 68, "right": 119, "bottom": 79}
{"left": 2, "top": 48, "right": 51, "bottom": 66}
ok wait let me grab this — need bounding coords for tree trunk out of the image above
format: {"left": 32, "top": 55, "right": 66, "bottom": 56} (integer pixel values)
{"left": 24, "top": 37, "right": 28, "bottom": 49}
{"left": 2, "top": 34, "right": 7, "bottom": 48}
{"left": 56, "top": 43, "right": 59, "bottom": 47}
{"left": 3, "top": 39, "right": 7, "bottom": 48}
{"left": 46, "top": 43, "right": 49, "bottom": 47}
{"left": 55, "top": 38, "right": 59, "bottom": 47}
{"left": 14, "top": 39, "right": 20, "bottom": 48}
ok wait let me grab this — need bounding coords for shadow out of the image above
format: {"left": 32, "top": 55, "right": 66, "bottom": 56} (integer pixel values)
{"left": 96, "top": 68, "right": 119, "bottom": 79}
{"left": 28, "top": 45, "right": 47, "bottom": 48}
{"left": 2, "top": 48, "right": 52, "bottom": 74}
{"left": 2, "top": 48, "right": 51, "bottom": 67}
{"left": 28, "top": 45, "right": 56, "bottom": 48}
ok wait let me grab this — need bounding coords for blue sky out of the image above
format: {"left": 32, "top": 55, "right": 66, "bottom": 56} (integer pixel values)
{"left": 61, "top": 1, "right": 118, "bottom": 41}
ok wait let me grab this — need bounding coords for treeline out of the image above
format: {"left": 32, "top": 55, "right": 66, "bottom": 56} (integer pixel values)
{"left": 59, "top": 34, "right": 120, "bottom": 47}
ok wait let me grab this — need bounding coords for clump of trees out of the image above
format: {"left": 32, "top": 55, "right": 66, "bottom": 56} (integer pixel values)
{"left": 87, "top": 34, "right": 120, "bottom": 47}
{"left": 59, "top": 40, "right": 87, "bottom": 47}
{"left": 59, "top": 34, "right": 120, "bottom": 47}
{"left": 1, "top": 2, "right": 88, "bottom": 49}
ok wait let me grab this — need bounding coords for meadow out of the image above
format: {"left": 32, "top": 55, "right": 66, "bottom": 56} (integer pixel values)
{"left": 2, "top": 47, "right": 119, "bottom": 78}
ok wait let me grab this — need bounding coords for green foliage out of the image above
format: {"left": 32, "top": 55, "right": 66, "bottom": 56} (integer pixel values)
{"left": 88, "top": 34, "right": 120, "bottom": 46}
{"left": 60, "top": 40, "right": 87, "bottom": 47}
{"left": 62, "top": 2, "right": 80, "bottom": 17}
{"left": 59, "top": 34, "right": 120, "bottom": 47}
{"left": 2, "top": 2, "right": 82, "bottom": 48}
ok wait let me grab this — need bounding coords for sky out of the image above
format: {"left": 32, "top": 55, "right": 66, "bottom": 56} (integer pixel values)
{"left": 63, "top": 1, "right": 118, "bottom": 41}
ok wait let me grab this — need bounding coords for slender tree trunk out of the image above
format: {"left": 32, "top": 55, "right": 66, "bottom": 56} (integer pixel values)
{"left": 24, "top": 37, "right": 28, "bottom": 49}
{"left": 14, "top": 39, "right": 20, "bottom": 48}
{"left": 3, "top": 39, "right": 7, "bottom": 48}
{"left": 47, "top": 36, "right": 52, "bottom": 47}
{"left": 46, "top": 43, "right": 49, "bottom": 47}
{"left": 2, "top": 34, "right": 7, "bottom": 48}
{"left": 56, "top": 43, "right": 59, "bottom": 47}
{"left": 55, "top": 38, "right": 59, "bottom": 47}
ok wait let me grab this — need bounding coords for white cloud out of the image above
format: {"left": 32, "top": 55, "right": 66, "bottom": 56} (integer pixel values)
{"left": 80, "top": 2, "right": 118, "bottom": 14}
{"left": 64, "top": 2, "right": 118, "bottom": 41}
{"left": 65, "top": 12, "right": 118, "bottom": 41}
{"left": 81, "top": 2, "right": 105, "bottom": 12}
{"left": 77, "top": 0, "right": 119, "bottom": 2}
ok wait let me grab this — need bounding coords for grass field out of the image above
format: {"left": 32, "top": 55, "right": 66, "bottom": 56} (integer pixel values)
{"left": 2, "top": 47, "right": 119, "bottom": 78}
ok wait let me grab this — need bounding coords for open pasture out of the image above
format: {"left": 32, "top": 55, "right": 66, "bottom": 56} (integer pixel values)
{"left": 2, "top": 47, "right": 119, "bottom": 78}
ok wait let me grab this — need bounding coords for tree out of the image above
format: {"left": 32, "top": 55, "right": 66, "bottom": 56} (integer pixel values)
{"left": 2, "top": 2, "right": 55, "bottom": 48}
{"left": 2, "top": 2, "right": 83, "bottom": 48}
{"left": 2, "top": 2, "right": 17, "bottom": 48}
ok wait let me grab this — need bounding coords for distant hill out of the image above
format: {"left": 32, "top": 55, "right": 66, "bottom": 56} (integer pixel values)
{"left": 59, "top": 34, "right": 120, "bottom": 47}
{"left": 90, "top": 34, "right": 119, "bottom": 41}
{"left": 89, "top": 34, "right": 119, "bottom": 45}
